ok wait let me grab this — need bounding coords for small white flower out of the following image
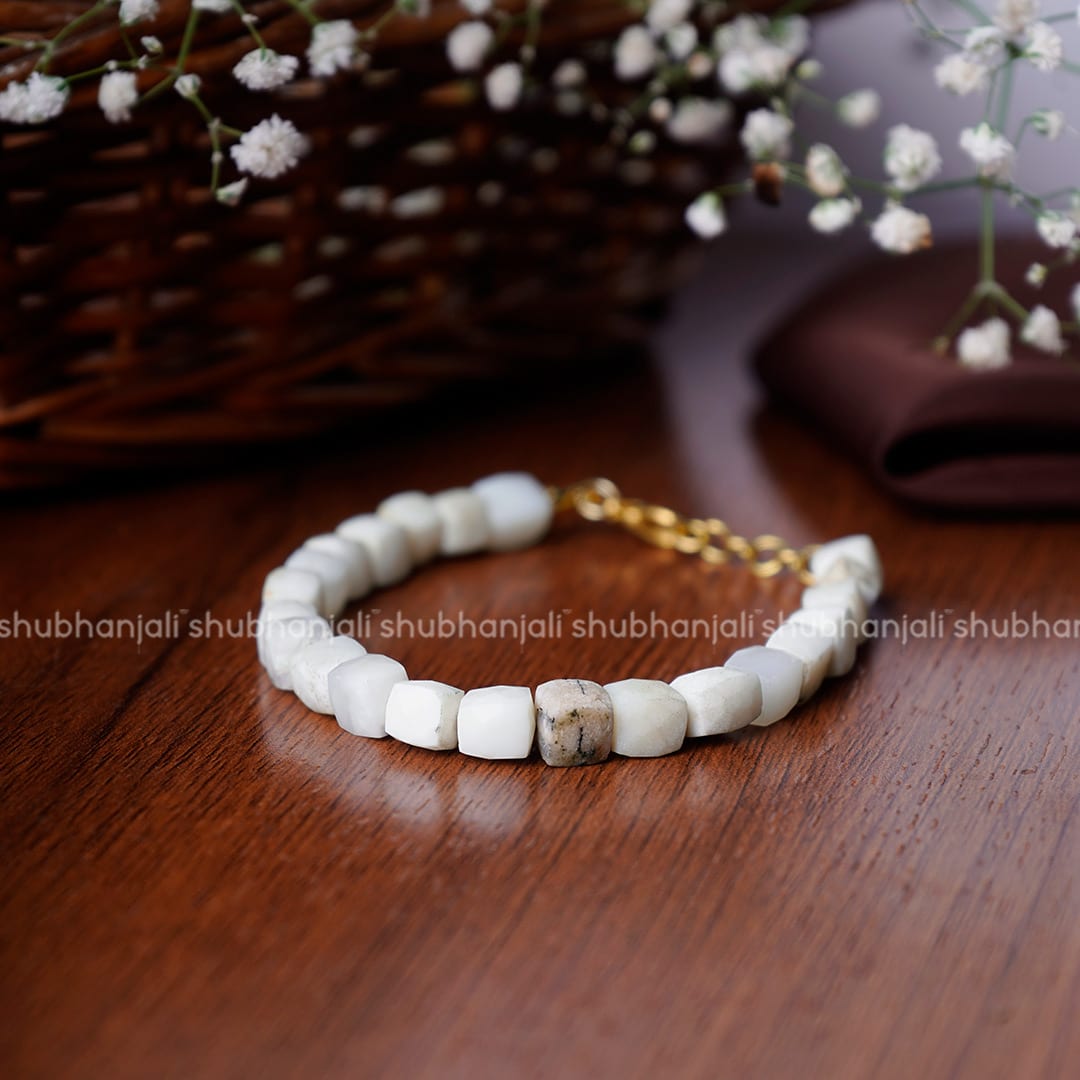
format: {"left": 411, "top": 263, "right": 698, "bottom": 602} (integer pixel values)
{"left": 1021, "top": 304, "right": 1066, "bottom": 354}
{"left": 957, "top": 318, "right": 1011, "bottom": 369}
{"left": 809, "top": 198, "right": 860, "bottom": 234}
{"left": 1026, "top": 22, "right": 1063, "bottom": 70}
{"left": 230, "top": 114, "right": 310, "bottom": 179}
{"left": 446, "top": 21, "right": 493, "bottom": 72}
{"left": 140, "top": 35, "right": 163, "bottom": 53}
{"left": 307, "top": 19, "right": 358, "bottom": 77}
{"left": 871, "top": 203, "right": 933, "bottom": 254}
{"left": 646, "top": 0, "right": 693, "bottom": 33}
{"left": 796, "top": 58, "right": 823, "bottom": 80}
{"left": 119, "top": 0, "right": 158, "bottom": 23}
{"left": 1036, "top": 212, "right": 1078, "bottom": 248}
{"left": 1026, "top": 262, "right": 1047, "bottom": 286}
{"left": 1031, "top": 109, "right": 1065, "bottom": 139}
{"left": 233, "top": 48, "right": 299, "bottom": 90}
{"left": 772, "top": 15, "right": 810, "bottom": 60}
{"left": 739, "top": 107, "right": 793, "bottom": 161}
{"left": 665, "top": 98, "right": 733, "bottom": 144}
{"left": 805, "top": 143, "right": 846, "bottom": 197}
{"left": 614, "top": 25, "right": 659, "bottom": 81}
{"left": 884, "top": 124, "right": 942, "bottom": 192}
{"left": 685, "top": 192, "right": 726, "bottom": 238}
{"left": 397, "top": 0, "right": 432, "bottom": 14}
{"left": 964, "top": 26, "right": 1007, "bottom": 63}
{"left": 1071, "top": 282, "right": 1080, "bottom": 321}
{"left": 459, "top": 0, "right": 492, "bottom": 13}
{"left": 215, "top": 178, "right": 249, "bottom": 206}
{"left": 194, "top": 0, "right": 234, "bottom": 11}
{"left": 174, "top": 73, "right": 201, "bottom": 99}
{"left": 98, "top": 70, "right": 138, "bottom": 123}
{"left": 959, "top": 122, "right": 1015, "bottom": 180}
{"left": 994, "top": 0, "right": 1039, "bottom": 37}
{"left": 665, "top": 23, "right": 698, "bottom": 61}
{"left": 0, "top": 72, "right": 70, "bottom": 124}
{"left": 485, "top": 62, "right": 523, "bottom": 110}
{"left": 837, "top": 89, "right": 880, "bottom": 128}
{"left": 552, "top": 59, "right": 586, "bottom": 89}
{"left": 718, "top": 44, "right": 793, "bottom": 94}
{"left": 934, "top": 53, "right": 989, "bottom": 96}
{"left": 686, "top": 51, "right": 712, "bottom": 80}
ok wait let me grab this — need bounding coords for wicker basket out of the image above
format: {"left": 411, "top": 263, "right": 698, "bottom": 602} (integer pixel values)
{"left": 0, "top": 0, "right": 782, "bottom": 487}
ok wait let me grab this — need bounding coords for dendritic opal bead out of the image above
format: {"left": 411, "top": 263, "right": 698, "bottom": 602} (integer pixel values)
{"left": 329, "top": 653, "right": 407, "bottom": 738}
{"left": 290, "top": 635, "right": 368, "bottom": 714}
{"left": 669, "top": 666, "right": 763, "bottom": 737}
{"left": 458, "top": 685, "right": 535, "bottom": 760}
{"left": 471, "top": 472, "right": 553, "bottom": 552}
{"left": 432, "top": 488, "right": 490, "bottom": 556}
{"left": 766, "top": 619, "right": 834, "bottom": 702}
{"left": 303, "top": 533, "right": 373, "bottom": 601}
{"left": 604, "top": 678, "right": 688, "bottom": 758}
{"left": 788, "top": 605, "right": 857, "bottom": 677}
{"left": 534, "top": 678, "right": 614, "bottom": 766}
{"left": 377, "top": 491, "right": 443, "bottom": 564}
{"left": 724, "top": 646, "right": 803, "bottom": 727}
{"left": 809, "top": 534, "right": 883, "bottom": 605}
{"left": 262, "top": 566, "right": 325, "bottom": 614}
{"left": 335, "top": 514, "right": 412, "bottom": 587}
{"left": 284, "top": 547, "right": 351, "bottom": 617}
{"left": 802, "top": 579, "right": 868, "bottom": 642}
{"left": 385, "top": 680, "right": 464, "bottom": 750}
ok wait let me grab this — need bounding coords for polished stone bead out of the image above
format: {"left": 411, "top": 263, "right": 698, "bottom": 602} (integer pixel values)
{"left": 432, "top": 488, "right": 490, "bottom": 556}
{"left": 766, "top": 619, "right": 834, "bottom": 702}
{"left": 472, "top": 472, "right": 553, "bottom": 552}
{"left": 670, "top": 666, "right": 762, "bottom": 737}
{"left": 534, "top": 678, "right": 614, "bottom": 767}
{"left": 329, "top": 653, "right": 407, "bottom": 738}
{"left": 335, "top": 513, "right": 412, "bottom": 587}
{"left": 605, "top": 678, "right": 688, "bottom": 758}
{"left": 809, "top": 534, "right": 883, "bottom": 604}
{"left": 377, "top": 491, "right": 443, "bottom": 564}
{"left": 788, "top": 605, "right": 858, "bottom": 676}
{"left": 284, "top": 547, "right": 350, "bottom": 617}
{"left": 724, "top": 646, "right": 803, "bottom": 727}
{"left": 385, "top": 679, "right": 464, "bottom": 750}
{"left": 303, "top": 533, "right": 373, "bottom": 601}
{"left": 458, "top": 685, "right": 535, "bottom": 760}
{"left": 262, "top": 565, "right": 325, "bottom": 614}
{"left": 290, "top": 635, "right": 368, "bottom": 714}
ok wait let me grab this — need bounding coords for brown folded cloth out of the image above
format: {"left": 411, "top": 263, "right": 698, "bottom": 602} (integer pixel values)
{"left": 754, "top": 242, "right": 1080, "bottom": 509}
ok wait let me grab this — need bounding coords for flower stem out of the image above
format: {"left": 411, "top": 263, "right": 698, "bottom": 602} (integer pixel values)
{"left": 35, "top": 0, "right": 111, "bottom": 73}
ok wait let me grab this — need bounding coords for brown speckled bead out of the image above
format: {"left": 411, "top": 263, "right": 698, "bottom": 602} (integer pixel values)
{"left": 534, "top": 678, "right": 614, "bottom": 767}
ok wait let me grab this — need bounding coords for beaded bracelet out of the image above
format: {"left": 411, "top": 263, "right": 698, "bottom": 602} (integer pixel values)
{"left": 257, "top": 473, "right": 882, "bottom": 766}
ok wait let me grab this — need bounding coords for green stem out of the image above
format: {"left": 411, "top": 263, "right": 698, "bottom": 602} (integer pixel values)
{"left": 230, "top": 0, "right": 269, "bottom": 52}
{"left": 979, "top": 184, "right": 995, "bottom": 286}
{"left": 283, "top": 0, "right": 320, "bottom": 27}
{"left": 140, "top": 5, "right": 200, "bottom": 104}
{"left": 35, "top": 0, "right": 111, "bottom": 72}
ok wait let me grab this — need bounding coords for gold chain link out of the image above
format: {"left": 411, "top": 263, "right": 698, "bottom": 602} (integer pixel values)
{"left": 548, "top": 478, "right": 818, "bottom": 585}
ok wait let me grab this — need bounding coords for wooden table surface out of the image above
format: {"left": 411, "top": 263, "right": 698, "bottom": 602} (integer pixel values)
{"left": 3, "top": 240, "right": 1079, "bottom": 1079}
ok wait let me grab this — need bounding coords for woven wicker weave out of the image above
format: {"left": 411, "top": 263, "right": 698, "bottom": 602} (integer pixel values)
{"left": 0, "top": 0, "right": 782, "bottom": 487}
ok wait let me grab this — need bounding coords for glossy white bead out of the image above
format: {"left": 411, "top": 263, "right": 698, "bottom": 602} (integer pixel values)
{"left": 809, "top": 534, "right": 883, "bottom": 604}
{"left": 458, "top": 685, "right": 535, "bottom": 760}
{"left": 256, "top": 599, "right": 318, "bottom": 667}
{"left": 260, "top": 610, "right": 332, "bottom": 690}
{"left": 377, "top": 490, "right": 443, "bottom": 564}
{"left": 303, "top": 533, "right": 373, "bottom": 601}
{"left": 433, "top": 488, "right": 490, "bottom": 556}
{"left": 605, "top": 678, "right": 688, "bottom": 757}
{"left": 788, "top": 605, "right": 858, "bottom": 676}
{"left": 670, "top": 666, "right": 763, "bottom": 736}
{"left": 725, "top": 646, "right": 803, "bottom": 727}
{"left": 385, "top": 679, "right": 464, "bottom": 750}
{"left": 766, "top": 619, "right": 833, "bottom": 702}
{"left": 290, "top": 635, "right": 368, "bottom": 714}
{"left": 335, "top": 513, "right": 412, "bottom": 587}
{"left": 471, "top": 471, "right": 553, "bottom": 552}
{"left": 284, "top": 548, "right": 350, "bottom": 617}
{"left": 329, "top": 653, "right": 407, "bottom": 738}
{"left": 262, "top": 566, "right": 325, "bottom": 613}
{"left": 802, "top": 579, "right": 868, "bottom": 643}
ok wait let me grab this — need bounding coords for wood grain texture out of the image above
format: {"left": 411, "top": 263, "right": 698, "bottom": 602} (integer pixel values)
{"left": 2, "top": 239, "right": 1079, "bottom": 1080}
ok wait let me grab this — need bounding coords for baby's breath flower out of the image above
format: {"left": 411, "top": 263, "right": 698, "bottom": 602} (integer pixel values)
{"left": 230, "top": 113, "right": 310, "bottom": 178}
{"left": 646, "top": 0, "right": 693, "bottom": 33}
{"left": 216, "top": 178, "right": 249, "bottom": 206}
{"left": 665, "top": 23, "right": 698, "bottom": 61}
{"left": 1021, "top": 304, "right": 1066, "bottom": 354}
{"left": 871, "top": 203, "right": 933, "bottom": 254}
{"left": 837, "top": 89, "right": 880, "bottom": 129}
{"left": 552, "top": 59, "right": 586, "bottom": 89}
{"left": 174, "top": 73, "right": 201, "bottom": 99}
{"left": 718, "top": 43, "right": 794, "bottom": 94}
{"left": 485, "top": 62, "right": 523, "bottom": 110}
{"left": 739, "top": 107, "right": 793, "bottom": 161}
{"left": 808, "top": 197, "right": 860, "bottom": 234}
{"left": 884, "top": 124, "right": 942, "bottom": 192}
{"left": 665, "top": 98, "right": 732, "bottom": 145}
{"left": 193, "top": 0, "right": 233, "bottom": 11}
{"left": 140, "top": 35, "right": 163, "bottom": 54}
{"left": 685, "top": 51, "right": 712, "bottom": 80}
{"left": 1026, "top": 22, "right": 1063, "bottom": 71}
{"left": 805, "top": 143, "right": 846, "bottom": 197}
{"left": 98, "top": 70, "right": 138, "bottom": 124}
{"left": 460, "top": 0, "right": 492, "bottom": 12}
{"left": 1026, "top": 262, "right": 1048, "bottom": 287}
{"left": 446, "top": 20, "right": 494, "bottom": 72}
{"left": 614, "top": 25, "right": 659, "bottom": 81}
{"left": 994, "top": 0, "right": 1039, "bottom": 37}
{"left": 964, "top": 26, "right": 1007, "bottom": 63}
{"left": 307, "top": 20, "right": 359, "bottom": 77}
{"left": 959, "top": 122, "right": 1015, "bottom": 180}
{"left": 1031, "top": 109, "right": 1065, "bottom": 139}
{"left": 685, "top": 191, "right": 726, "bottom": 238}
{"left": 934, "top": 53, "right": 988, "bottom": 96}
{"left": 233, "top": 48, "right": 299, "bottom": 91}
{"left": 957, "top": 318, "right": 1011, "bottom": 369}
{"left": 796, "top": 58, "right": 823, "bottom": 80}
{"left": 119, "top": 0, "right": 159, "bottom": 24}
{"left": 1036, "top": 212, "right": 1078, "bottom": 248}
{"left": 0, "top": 72, "right": 69, "bottom": 124}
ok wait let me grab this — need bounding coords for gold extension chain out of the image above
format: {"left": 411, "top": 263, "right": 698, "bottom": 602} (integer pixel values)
{"left": 549, "top": 478, "right": 818, "bottom": 584}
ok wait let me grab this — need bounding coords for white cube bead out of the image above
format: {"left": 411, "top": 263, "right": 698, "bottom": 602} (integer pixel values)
{"left": 385, "top": 679, "right": 464, "bottom": 750}
{"left": 725, "top": 646, "right": 803, "bottom": 727}
{"left": 810, "top": 534, "right": 883, "bottom": 604}
{"left": 329, "top": 653, "right": 408, "bottom": 738}
{"left": 788, "top": 605, "right": 858, "bottom": 676}
{"left": 670, "top": 666, "right": 763, "bottom": 737}
{"left": 433, "top": 488, "right": 490, "bottom": 556}
{"left": 471, "top": 472, "right": 553, "bottom": 552}
{"left": 605, "top": 678, "right": 688, "bottom": 757}
{"left": 458, "top": 685, "right": 535, "bottom": 760}
{"left": 304, "top": 534, "right": 373, "bottom": 601}
{"left": 290, "top": 635, "right": 368, "bottom": 714}
{"left": 336, "top": 513, "right": 412, "bottom": 587}
{"left": 262, "top": 566, "right": 325, "bottom": 613}
{"left": 766, "top": 620, "right": 834, "bottom": 702}
{"left": 802, "top": 580, "right": 868, "bottom": 643}
{"left": 377, "top": 491, "right": 443, "bottom": 564}
{"left": 285, "top": 548, "right": 350, "bottom": 617}
{"left": 256, "top": 600, "right": 319, "bottom": 667}
{"left": 260, "top": 611, "right": 332, "bottom": 690}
